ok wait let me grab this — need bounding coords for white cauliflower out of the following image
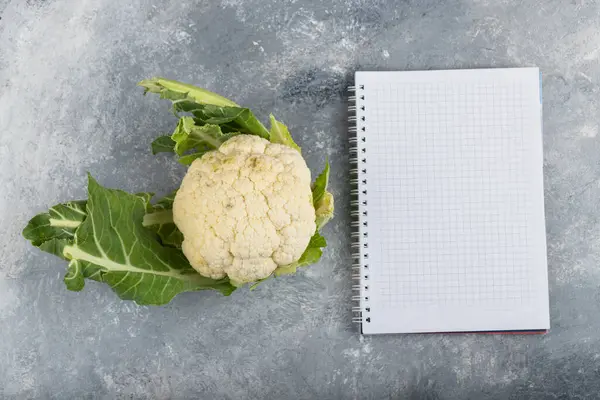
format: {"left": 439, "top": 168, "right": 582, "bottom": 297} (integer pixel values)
{"left": 172, "top": 134, "right": 316, "bottom": 286}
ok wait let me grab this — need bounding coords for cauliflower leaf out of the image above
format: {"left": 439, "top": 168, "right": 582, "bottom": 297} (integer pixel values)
{"left": 315, "top": 192, "right": 334, "bottom": 231}
{"left": 148, "top": 113, "right": 267, "bottom": 165}
{"left": 172, "top": 118, "right": 220, "bottom": 154}
{"left": 140, "top": 77, "right": 269, "bottom": 139}
{"left": 142, "top": 190, "right": 183, "bottom": 248}
{"left": 24, "top": 191, "right": 181, "bottom": 251}
{"left": 312, "top": 160, "right": 334, "bottom": 230}
{"left": 312, "top": 159, "right": 329, "bottom": 205}
{"left": 186, "top": 105, "right": 270, "bottom": 139}
{"left": 269, "top": 115, "right": 301, "bottom": 152}
{"left": 168, "top": 117, "right": 244, "bottom": 165}
{"left": 151, "top": 135, "right": 177, "bottom": 155}
{"left": 139, "top": 77, "right": 239, "bottom": 108}
{"left": 142, "top": 209, "right": 182, "bottom": 248}
{"left": 23, "top": 201, "right": 87, "bottom": 250}
{"left": 152, "top": 190, "right": 177, "bottom": 209}
{"left": 23, "top": 177, "right": 234, "bottom": 304}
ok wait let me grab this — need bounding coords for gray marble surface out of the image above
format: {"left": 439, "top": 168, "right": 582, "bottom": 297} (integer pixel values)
{"left": 2, "top": 0, "right": 600, "bottom": 398}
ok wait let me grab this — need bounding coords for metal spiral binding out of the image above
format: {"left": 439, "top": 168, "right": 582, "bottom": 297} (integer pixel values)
{"left": 349, "top": 84, "right": 370, "bottom": 329}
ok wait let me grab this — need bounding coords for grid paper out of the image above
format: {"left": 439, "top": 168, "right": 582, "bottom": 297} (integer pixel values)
{"left": 356, "top": 69, "right": 549, "bottom": 335}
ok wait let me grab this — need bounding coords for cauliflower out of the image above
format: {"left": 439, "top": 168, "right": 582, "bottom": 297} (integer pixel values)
{"left": 173, "top": 134, "right": 316, "bottom": 286}
{"left": 23, "top": 78, "right": 334, "bottom": 305}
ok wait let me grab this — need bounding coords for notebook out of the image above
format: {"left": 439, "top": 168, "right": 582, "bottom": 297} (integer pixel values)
{"left": 349, "top": 68, "right": 549, "bottom": 335}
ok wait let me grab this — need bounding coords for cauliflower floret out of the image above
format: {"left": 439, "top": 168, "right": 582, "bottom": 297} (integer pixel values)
{"left": 173, "top": 134, "right": 316, "bottom": 286}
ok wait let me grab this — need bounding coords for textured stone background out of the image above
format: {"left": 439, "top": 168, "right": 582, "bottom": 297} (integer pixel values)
{"left": 2, "top": 0, "right": 600, "bottom": 398}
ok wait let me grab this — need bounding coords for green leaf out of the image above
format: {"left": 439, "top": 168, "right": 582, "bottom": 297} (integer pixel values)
{"left": 315, "top": 191, "right": 334, "bottom": 230}
{"left": 138, "top": 77, "right": 239, "bottom": 108}
{"left": 39, "top": 238, "right": 70, "bottom": 259}
{"left": 140, "top": 77, "right": 270, "bottom": 139}
{"left": 64, "top": 260, "right": 85, "bottom": 291}
{"left": 172, "top": 118, "right": 227, "bottom": 155}
{"left": 312, "top": 160, "right": 334, "bottom": 230}
{"left": 143, "top": 195, "right": 184, "bottom": 249}
{"left": 269, "top": 115, "right": 301, "bottom": 152}
{"left": 24, "top": 192, "right": 183, "bottom": 255}
{"left": 168, "top": 117, "right": 244, "bottom": 164}
{"left": 51, "top": 175, "right": 235, "bottom": 304}
{"left": 142, "top": 190, "right": 183, "bottom": 248}
{"left": 312, "top": 159, "right": 330, "bottom": 206}
{"left": 22, "top": 201, "right": 87, "bottom": 246}
{"left": 151, "top": 135, "right": 176, "bottom": 154}
{"left": 189, "top": 105, "right": 270, "bottom": 139}
{"left": 135, "top": 192, "right": 156, "bottom": 212}
{"left": 178, "top": 152, "right": 204, "bottom": 165}
{"left": 153, "top": 190, "right": 177, "bottom": 210}
{"left": 306, "top": 232, "right": 327, "bottom": 248}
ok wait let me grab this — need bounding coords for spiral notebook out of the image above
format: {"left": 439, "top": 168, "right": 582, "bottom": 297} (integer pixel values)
{"left": 349, "top": 68, "right": 549, "bottom": 335}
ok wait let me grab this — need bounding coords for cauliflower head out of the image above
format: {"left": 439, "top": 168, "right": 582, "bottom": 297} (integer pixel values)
{"left": 173, "top": 134, "right": 316, "bottom": 286}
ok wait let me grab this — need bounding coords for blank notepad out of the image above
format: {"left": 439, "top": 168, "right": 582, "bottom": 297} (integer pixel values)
{"left": 351, "top": 68, "right": 549, "bottom": 335}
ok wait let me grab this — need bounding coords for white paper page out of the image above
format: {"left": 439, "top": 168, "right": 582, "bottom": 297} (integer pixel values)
{"left": 354, "top": 68, "right": 549, "bottom": 335}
